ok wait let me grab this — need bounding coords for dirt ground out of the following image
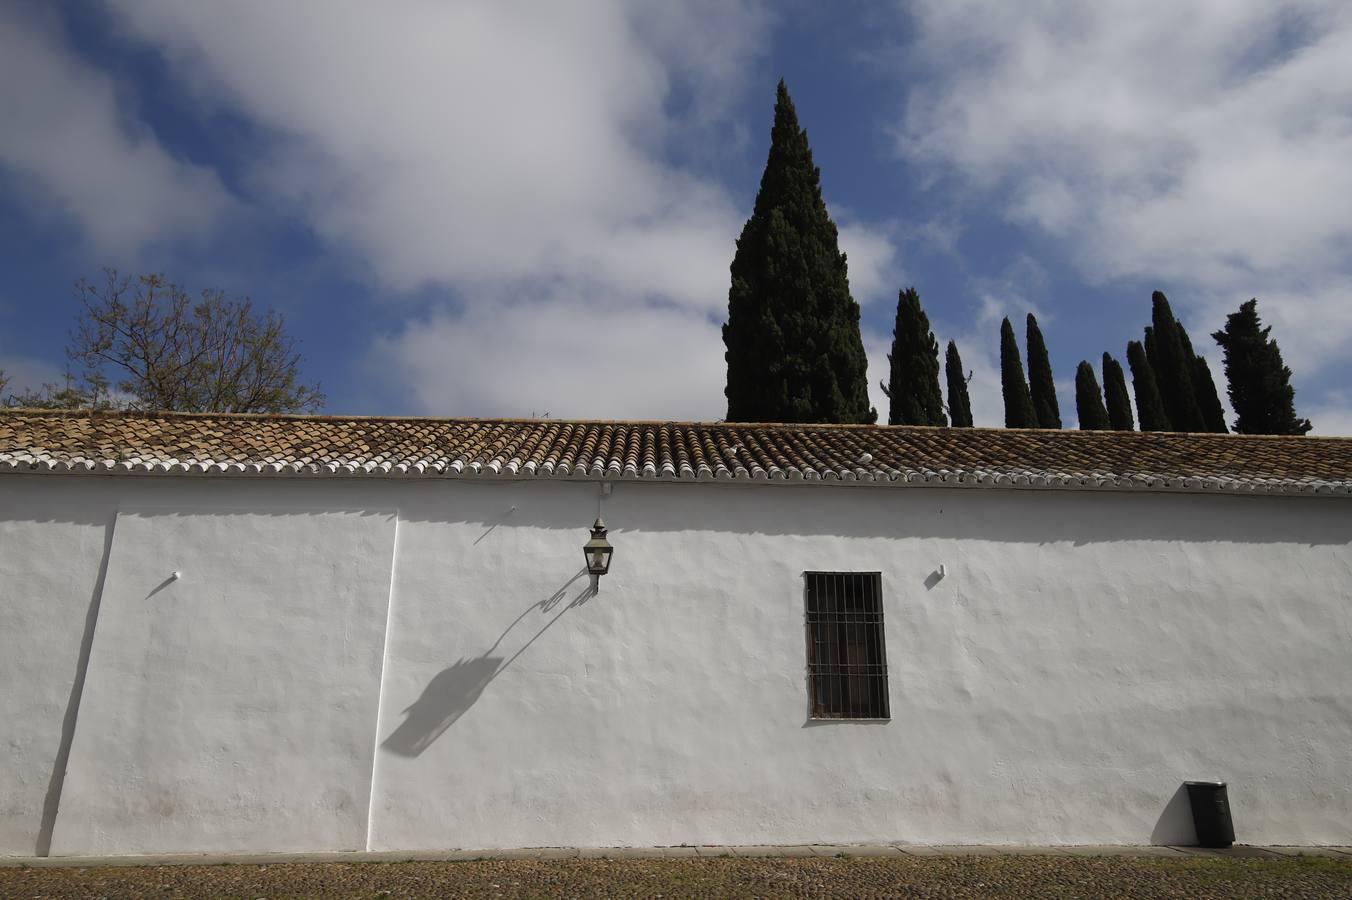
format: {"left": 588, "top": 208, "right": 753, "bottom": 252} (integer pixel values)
{"left": 4, "top": 853, "right": 1352, "bottom": 899}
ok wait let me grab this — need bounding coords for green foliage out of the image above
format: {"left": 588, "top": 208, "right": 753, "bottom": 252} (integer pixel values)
{"left": 1101, "top": 352, "right": 1135, "bottom": 431}
{"left": 1126, "top": 340, "right": 1170, "bottom": 431}
{"left": 944, "top": 340, "right": 974, "bottom": 428}
{"left": 722, "top": 81, "right": 875, "bottom": 424}
{"left": 1212, "top": 299, "right": 1312, "bottom": 435}
{"left": 1192, "top": 355, "right": 1228, "bottom": 433}
{"left": 999, "top": 317, "right": 1036, "bottom": 428}
{"left": 881, "top": 287, "right": 945, "bottom": 426}
{"left": 1074, "top": 361, "right": 1111, "bottom": 430}
{"left": 1025, "top": 313, "right": 1061, "bottom": 428}
{"left": 1148, "top": 292, "right": 1206, "bottom": 432}
{"left": 1175, "top": 323, "right": 1227, "bottom": 433}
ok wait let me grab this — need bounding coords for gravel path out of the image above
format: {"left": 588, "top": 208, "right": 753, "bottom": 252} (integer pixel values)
{"left": 4, "top": 854, "right": 1352, "bottom": 899}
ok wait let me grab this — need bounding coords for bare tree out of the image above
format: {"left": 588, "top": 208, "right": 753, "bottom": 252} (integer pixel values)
{"left": 67, "top": 270, "right": 324, "bottom": 413}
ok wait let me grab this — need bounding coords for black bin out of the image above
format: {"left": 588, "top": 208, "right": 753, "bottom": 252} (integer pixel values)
{"left": 1185, "top": 781, "right": 1235, "bottom": 848}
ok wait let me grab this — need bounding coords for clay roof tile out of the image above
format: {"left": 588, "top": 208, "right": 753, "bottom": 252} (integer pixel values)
{"left": 1, "top": 409, "right": 1349, "bottom": 497}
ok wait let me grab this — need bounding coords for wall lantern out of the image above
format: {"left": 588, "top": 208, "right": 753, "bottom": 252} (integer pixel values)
{"left": 584, "top": 516, "right": 613, "bottom": 580}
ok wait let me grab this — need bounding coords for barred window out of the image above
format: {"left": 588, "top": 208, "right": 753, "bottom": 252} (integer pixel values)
{"left": 804, "top": 571, "right": 889, "bottom": 720}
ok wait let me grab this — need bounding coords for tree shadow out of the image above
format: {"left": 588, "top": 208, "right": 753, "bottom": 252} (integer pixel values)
{"left": 1151, "top": 782, "right": 1198, "bottom": 845}
{"left": 381, "top": 568, "right": 592, "bottom": 757}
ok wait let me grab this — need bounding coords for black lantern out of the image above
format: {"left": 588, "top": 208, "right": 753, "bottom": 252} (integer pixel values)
{"left": 583, "top": 516, "right": 613, "bottom": 577}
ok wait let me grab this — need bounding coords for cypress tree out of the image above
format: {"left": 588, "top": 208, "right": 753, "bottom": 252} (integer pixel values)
{"left": 1193, "top": 356, "right": 1228, "bottom": 433}
{"left": 1148, "top": 292, "right": 1206, "bottom": 432}
{"left": 1025, "top": 313, "right": 1061, "bottom": 428}
{"left": 1143, "top": 325, "right": 1160, "bottom": 381}
{"left": 1000, "top": 317, "right": 1037, "bottom": 428}
{"left": 1075, "top": 361, "right": 1111, "bottom": 430}
{"left": 1212, "top": 298, "right": 1312, "bottom": 435}
{"left": 945, "top": 340, "right": 974, "bottom": 428}
{"left": 1126, "top": 340, "right": 1170, "bottom": 431}
{"left": 1101, "top": 352, "right": 1135, "bottom": 431}
{"left": 1175, "top": 324, "right": 1227, "bottom": 432}
{"left": 723, "top": 81, "right": 875, "bottom": 424}
{"left": 881, "top": 287, "right": 945, "bottom": 426}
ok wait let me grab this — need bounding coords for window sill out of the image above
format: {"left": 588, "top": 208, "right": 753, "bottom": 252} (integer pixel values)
{"left": 806, "top": 716, "right": 891, "bottom": 723}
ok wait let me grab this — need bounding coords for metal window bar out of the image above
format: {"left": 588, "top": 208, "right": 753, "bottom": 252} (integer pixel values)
{"left": 804, "top": 571, "right": 889, "bottom": 719}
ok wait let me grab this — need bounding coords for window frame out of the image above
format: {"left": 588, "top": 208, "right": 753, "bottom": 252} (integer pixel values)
{"left": 803, "top": 570, "right": 890, "bottom": 721}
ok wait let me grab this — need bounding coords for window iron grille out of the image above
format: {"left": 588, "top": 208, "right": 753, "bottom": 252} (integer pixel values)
{"left": 804, "top": 571, "right": 889, "bottom": 720}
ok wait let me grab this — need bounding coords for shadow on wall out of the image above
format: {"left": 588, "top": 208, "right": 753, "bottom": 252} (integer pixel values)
{"left": 381, "top": 568, "right": 593, "bottom": 757}
{"left": 1151, "top": 783, "right": 1199, "bottom": 845}
{"left": 35, "top": 517, "right": 116, "bottom": 856}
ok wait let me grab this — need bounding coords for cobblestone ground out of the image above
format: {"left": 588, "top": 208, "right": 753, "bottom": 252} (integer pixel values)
{"left": 4, "top": 855, "right": 1352, "bottom": 899}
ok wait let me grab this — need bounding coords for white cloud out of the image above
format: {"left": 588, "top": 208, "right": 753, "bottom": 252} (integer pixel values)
{"left": 864, "top": 330, "right": 891, "bottom": 420}
{"left": 0, "top": 7, "right": 233, "bottom": 258}
{"left": 897, "top": 0, "right": 1352, "bottom": 378}
{"left": 373, "top": 293, "right": 725, "bottom": 420}
{"left": 103, "top": 1, "right": 768, "bottom": 315}
{"left": 94, "top": 1, "right": 783, "bottom": 419}
{"left": 1307, "top": 390, "right": 1352, "bottom": 437}
{"left": 838, "top": 220, "right": 902, "bottom": 306}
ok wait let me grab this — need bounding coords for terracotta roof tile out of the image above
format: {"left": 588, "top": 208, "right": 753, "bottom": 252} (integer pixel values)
{"left": 1, "top": 408, "right": 1350, "bottom": 496}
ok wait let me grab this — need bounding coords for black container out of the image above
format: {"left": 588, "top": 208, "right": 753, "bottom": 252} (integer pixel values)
{"left": 1185, "top": 781, "right": 1235, "bottom": 848}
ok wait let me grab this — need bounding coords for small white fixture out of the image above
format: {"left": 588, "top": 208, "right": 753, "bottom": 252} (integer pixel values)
{"left": 937, "top": 565, "right": 946, "bottom": 579}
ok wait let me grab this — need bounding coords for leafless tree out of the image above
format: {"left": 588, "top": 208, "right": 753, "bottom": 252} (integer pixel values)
{"left": 66, "top": 270, "right": 324, "bottom": 413}
{"left": 5, "top": 371, "right": 117, "bottom": 409}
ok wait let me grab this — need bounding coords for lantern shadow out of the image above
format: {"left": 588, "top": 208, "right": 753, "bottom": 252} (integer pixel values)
{"left": 381, "top": 568, "right": 591, "bottom": 757}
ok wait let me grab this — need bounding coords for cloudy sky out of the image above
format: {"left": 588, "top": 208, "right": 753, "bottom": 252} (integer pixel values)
{"left": 1, "top": 1, "right": 1349, "bottom": 432}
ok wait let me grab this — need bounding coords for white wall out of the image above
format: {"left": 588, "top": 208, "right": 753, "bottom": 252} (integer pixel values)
{"left": 0, "top": 480, "right": 112, "bottom": 855}
{"left": 1, "top": 473, "right": 1349, "bottom": 855}
{"left": 49, "top": 508, "right": 397, "bottom": 856}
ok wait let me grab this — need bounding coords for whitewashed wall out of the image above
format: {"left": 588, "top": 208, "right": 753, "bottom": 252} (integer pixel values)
{"left": 1, "top": 473, "right": 1349, "bottom": 856}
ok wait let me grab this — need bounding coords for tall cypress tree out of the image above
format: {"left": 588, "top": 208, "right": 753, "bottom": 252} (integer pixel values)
{"left": 1175, "top": 325, "right": 1227, "bottom": 433}
{"left": 1212, "top": 298, "right": 1312, "bottom": 435}
{"left": 723, "top": 81, "right": 874, "bottom": 424}
{"left": 881, "top": 287, "right": 945, "bottom": 425}
{"left": 1193, "top": 357, "right": 1228, "bottom": 433}
{"left": 1148, "top": 292, "right": 1206, "bottom": 432}
{"left": 1075, "top": 361, "right": 1111, "bottom": 430}
{"left": 1025, "top": 313, "right": 1061, "bottom": 428}
{"left": 1143, "top": 325, "right": 1160, "bottom": 383}
{"left": 945, "top": 340, "right": 974, "bottom": 428}
{"left": 1101, "top": 352, "right": 1135, "bottom": 431}
{"left": 1000, "top": 317, "right": 1037, "bottom": 428}
{"left": 1127, "top": 340, "right": 1170, "bottom": 431}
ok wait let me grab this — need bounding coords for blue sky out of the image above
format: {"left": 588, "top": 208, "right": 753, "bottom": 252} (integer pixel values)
{"left": 2, "top": 1, "right": 1349, "bottom": 432}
